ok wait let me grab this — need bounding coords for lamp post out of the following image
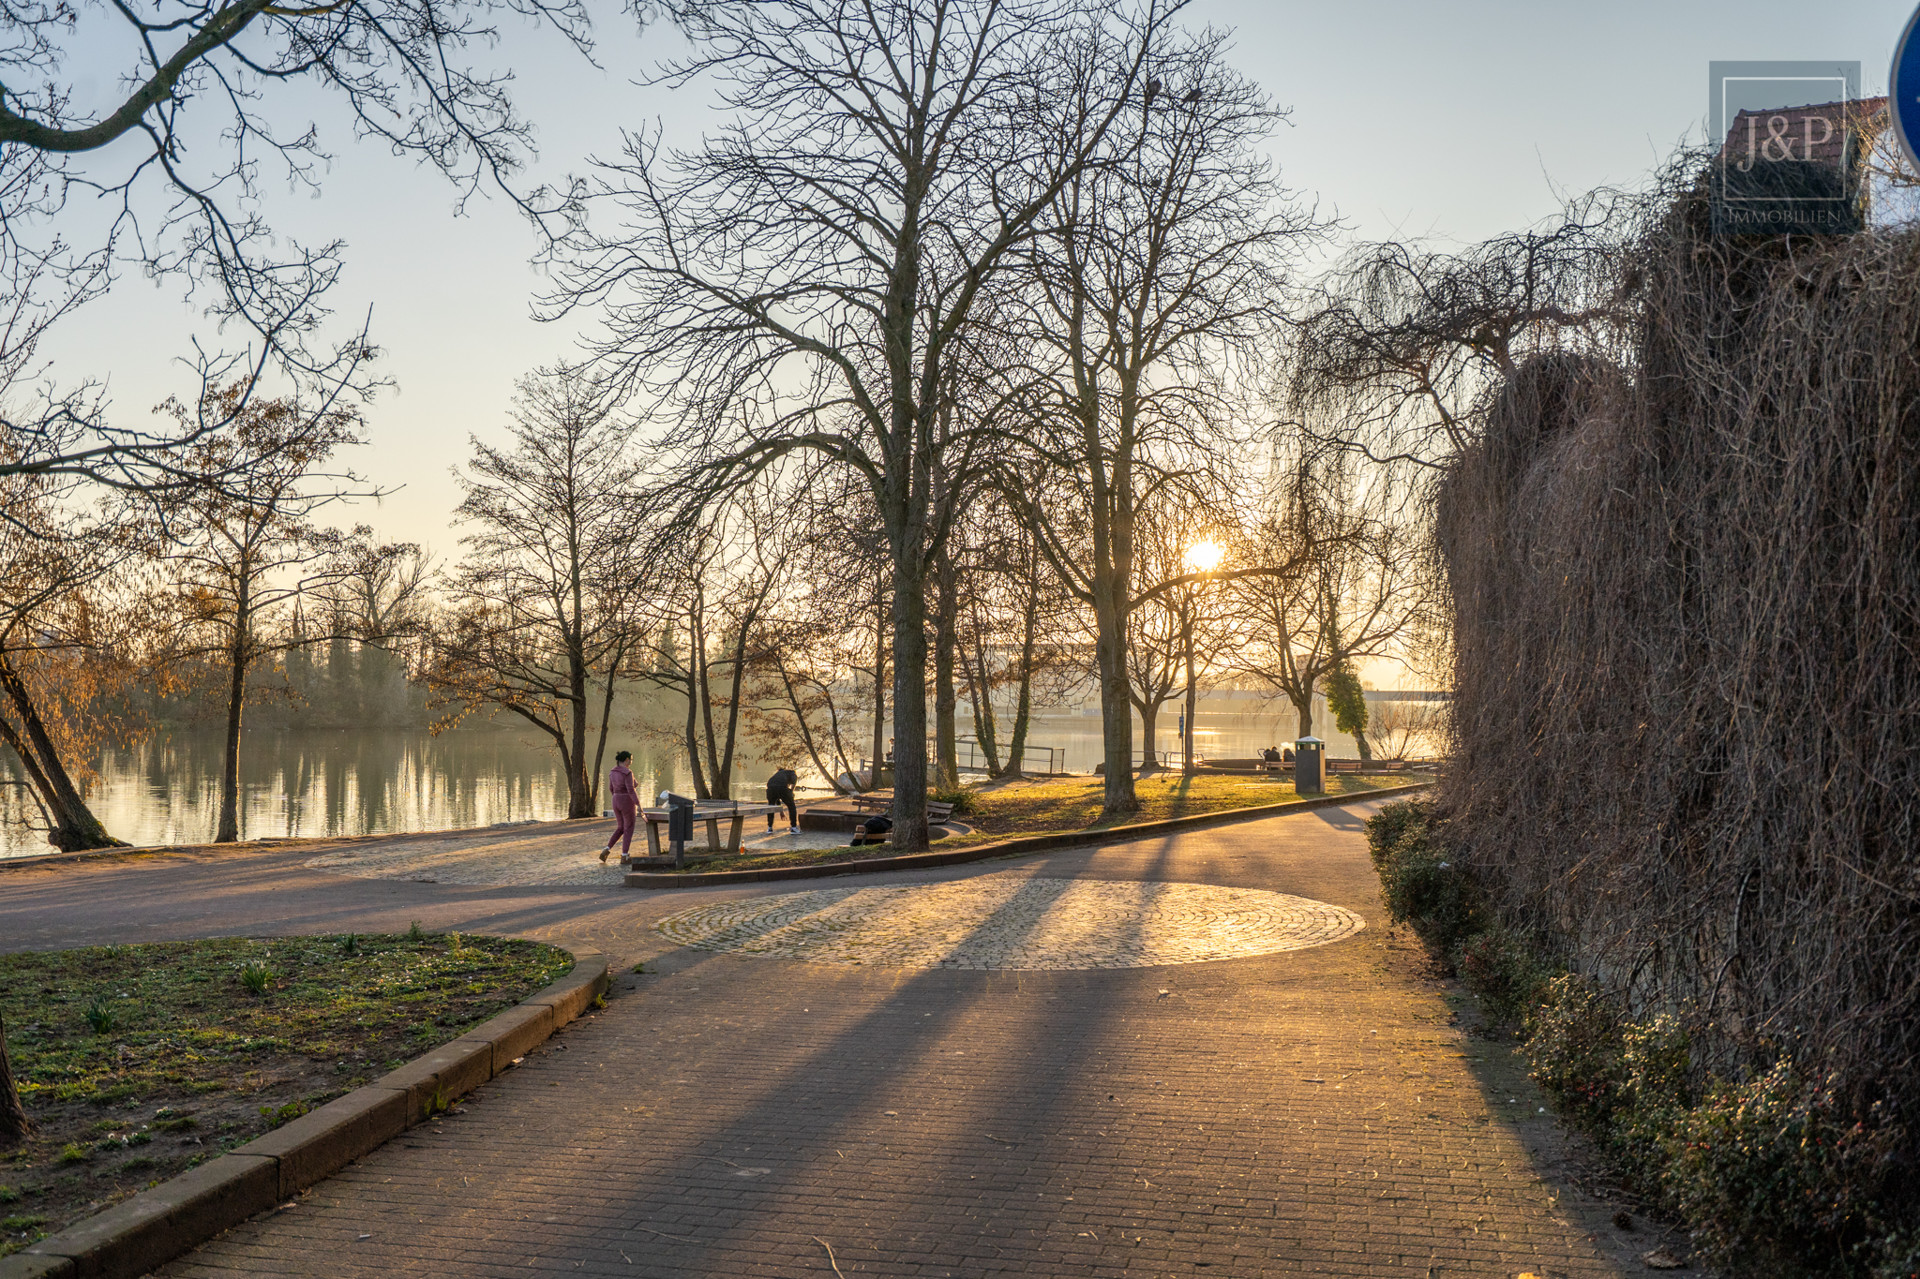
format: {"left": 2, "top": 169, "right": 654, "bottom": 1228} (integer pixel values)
{"left": 1181, "top": 540, "right": 1223, "bottom": 769}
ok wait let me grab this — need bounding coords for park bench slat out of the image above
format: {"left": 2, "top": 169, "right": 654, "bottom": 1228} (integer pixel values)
{"left": 849, "top": 795, "right": 955, "bottom": 822}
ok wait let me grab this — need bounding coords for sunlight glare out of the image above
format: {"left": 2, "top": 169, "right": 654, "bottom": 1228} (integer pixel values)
{"left": 1185, "top": 540, "right": 1224, "bottom": 573}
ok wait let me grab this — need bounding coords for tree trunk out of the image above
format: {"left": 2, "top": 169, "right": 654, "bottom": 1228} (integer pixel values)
{"left": 565, "top": 638, "right": 595, "bottom": 819}
{"left": 713, "top": 614, "right": 755, "bottom": 799}
{"left": 588, "top": 647, "right": 623, "bottom": 812}
{"left": 1294, "top": 695, "right": 1313, "bottom": 739}
{"left": 215, "top": 608, "right": 250, "bottom": 843}
{"left": 1000, "top": 588, "right": 1038, "bottom": 778}
{"left": 681, "top": 671, "right": 711, "bottom": 800}
{"left": 0, "top": 712, "right": 59, "bottom": 831}
{"left": 1136, "top": 700, "right": 1160, "bottom": 772}
{"left": 869, "top": 605, "right": 886, "bottom": 790}
{"left": 681, "top": 618, "right": 711, "bottom": 800}
{"left": 780, "top": 661, "right": 841, "bottom": 793}
{"left": 966, "top": 634, "right": 1002, "bottom": 777}
{"left": 1182, "top": 607, "right": 1198, "bottom": 770}
{"left": 0, "top": 1012, "right": 28, "bottom": 1146}
{"left": 1093, "top": 584, "right": 1138, "bottom": 813}
{"left": 932, "top": 549, "right": 959, "bottom": 790}
{"left": 889, "top": 550, "right": 930, "bottom": 851}
{"left": 0, "top": 679, "right": 121, "bottom": 851}
{"left": 695, "top": 609, "right": 725, "bottom": 798}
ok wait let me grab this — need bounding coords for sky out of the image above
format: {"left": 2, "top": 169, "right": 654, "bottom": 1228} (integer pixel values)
{"left": 43, "top": 0, "right": 1920, "bottom": 555}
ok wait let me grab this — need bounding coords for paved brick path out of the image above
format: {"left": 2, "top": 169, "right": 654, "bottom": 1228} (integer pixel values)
{"left": 0, "top": 803, "right": 1649, "bottom": 1277}
{"left": 653, "top": 876, "right": 1365, "bottom": 970}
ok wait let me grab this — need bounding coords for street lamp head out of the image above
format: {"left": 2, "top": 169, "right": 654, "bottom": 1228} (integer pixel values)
{"left": 1185, "top": 539, "right": 1224, "bottom": 574}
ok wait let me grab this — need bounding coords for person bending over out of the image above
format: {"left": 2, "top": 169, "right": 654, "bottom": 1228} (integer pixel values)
{"left": 766, "top": 766, "right": 799, "bottom": 832}
{"left": 850, "top": 814, "right": 892, "bottom": 847}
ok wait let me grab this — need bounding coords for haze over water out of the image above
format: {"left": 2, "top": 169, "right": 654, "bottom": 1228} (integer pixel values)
{"left": 0, "top": 699, "right": 1432, "bottom": 858}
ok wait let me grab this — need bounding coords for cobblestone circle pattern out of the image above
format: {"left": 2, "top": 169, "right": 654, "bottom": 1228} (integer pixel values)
{"left": 652, "top": 875, "right": 1365, "bottom": 970}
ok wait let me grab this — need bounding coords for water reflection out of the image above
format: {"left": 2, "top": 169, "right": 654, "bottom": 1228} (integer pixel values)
{"left": 0, "top": 729, "right": 681, "bottom": 858}
{"left": 0, "top": 701, "right": 1439, "bottom": 858}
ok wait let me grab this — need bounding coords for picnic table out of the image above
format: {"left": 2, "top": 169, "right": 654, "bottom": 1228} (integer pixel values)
{"left": 640, "top": 801, "right": 787, "bottom": 858}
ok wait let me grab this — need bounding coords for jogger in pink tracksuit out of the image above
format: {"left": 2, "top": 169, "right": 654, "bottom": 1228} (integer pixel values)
{"left": 600, "top": 751, "right": 639, "bottom": 863}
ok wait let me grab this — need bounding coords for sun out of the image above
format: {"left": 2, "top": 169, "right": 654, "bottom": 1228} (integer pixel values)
{"left": 1184, "top": 539, "right": 1224, "bottom": 573}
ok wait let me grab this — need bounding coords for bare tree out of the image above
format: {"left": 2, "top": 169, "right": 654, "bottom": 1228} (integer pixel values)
{"left": 1364, "top": 696, "right": 1447, "bottom": 761}
{"left": 744, "top": 616, "right": 865, "bottom": 796}
{"left": 0, "top": 459, "right": 147, "bottom": 851}
{"left": 1225, "top": 462, "right": 1426, "bottom": 740}
{"left": 548, "top": 0, "right": 1178, "bottom": 848}
{"left": 155, "top": 385, "right": 376, "bottom": 842}
{"left": 632, "top": 493, "right": 787, "bottom": 801}
{"left": 1004, "top": 32, "right": 1310, "bottom": 814}
{"left": 1119, "top": 500, "right": 1229, "bottom": 768}
{"left": 432, "top": 368, "right": 647, "bottom": 818}
{"left": 0, "top": 0, "right": 643, "bottom": 506}
{"left": 1287, "top": 193, "right": 1629, "bottom": 474}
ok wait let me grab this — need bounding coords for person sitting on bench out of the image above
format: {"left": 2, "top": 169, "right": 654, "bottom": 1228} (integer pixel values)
{"left": 1261, "top": 746, "right": 1281, "bottom": 763}
{"left": 850, "top": 814, "right": 893, "bottom": 846}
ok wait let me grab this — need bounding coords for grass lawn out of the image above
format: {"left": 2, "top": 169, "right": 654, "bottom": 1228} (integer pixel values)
{"left": 0, "top": 930, "right": 571, "bottom": 1256}
{"left": 962, "top": 771, "right": 1405, "bottom": 834}
{"left": 654, "top": 770, "right": 1423, "bottom": 873}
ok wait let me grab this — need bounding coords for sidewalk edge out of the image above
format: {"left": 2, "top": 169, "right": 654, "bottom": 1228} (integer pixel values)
{"left": 624, "top": 782, "right": 1433, "bottom": 890}
{"left": 6, "top": 949, "right": 611, "bottom": 1279}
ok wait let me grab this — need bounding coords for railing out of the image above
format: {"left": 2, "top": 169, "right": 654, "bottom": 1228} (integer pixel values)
{"left": 956, "top": 737, "right": 1064, "bottom": 777}
{"left": 855, "top": 740, "right": 1069, "bottom": 780}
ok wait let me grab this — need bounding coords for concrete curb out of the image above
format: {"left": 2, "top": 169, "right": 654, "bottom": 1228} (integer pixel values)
{"left": 624, "top": 782, "right": 1433, "bottom": 890}
{"left": 5, "top": 948, "right": 612, "bottom": 1279}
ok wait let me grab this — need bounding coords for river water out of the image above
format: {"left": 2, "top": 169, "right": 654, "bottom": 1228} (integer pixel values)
{"left": 0, "top": 700, "right": 1439, "bottom": 858}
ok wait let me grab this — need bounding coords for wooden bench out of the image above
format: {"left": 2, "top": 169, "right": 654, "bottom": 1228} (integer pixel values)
{"left": 849, "top": 795, "right": 955, "bottom": 824}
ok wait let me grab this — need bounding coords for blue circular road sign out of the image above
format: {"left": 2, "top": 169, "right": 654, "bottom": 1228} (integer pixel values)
{"left": 1894, "top": 4, "right": 1920, "bottom": 170}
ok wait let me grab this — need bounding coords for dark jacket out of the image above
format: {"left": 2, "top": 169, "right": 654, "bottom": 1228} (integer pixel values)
{"left": 767, "top": 769, "right": 799, "bottom": 793}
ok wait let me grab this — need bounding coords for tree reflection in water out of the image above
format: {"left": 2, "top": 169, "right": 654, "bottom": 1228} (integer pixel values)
{"left": 0, "top": 729, "right": 682, "bottom": 857}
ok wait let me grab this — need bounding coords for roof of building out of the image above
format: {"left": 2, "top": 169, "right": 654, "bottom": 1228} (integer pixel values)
{"left": 1720, "top": 97, "right": 1888, "bottom": 168}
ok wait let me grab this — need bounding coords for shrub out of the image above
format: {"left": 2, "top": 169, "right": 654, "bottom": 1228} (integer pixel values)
{"left": 1610, "top": 1014, "right": 1694, "bottom": 1174}
{"left": 1873, "top": 1229, "right": 1920, "bottom": 1279}
{"left": 337, "top": 934, "right": 360, "bottom": 956}
{"left": 930, "top": 785, "right": 977, "bottom": 816}
{"left": 1365, "top": 799, "right": 1916, "bottom": 1276}
{"left": 1364, "top": 800, "right": 1429, "bottom": 873}
{"left": 1524, "top": 974, "right": 1630, "bottom": 1132}
{"left": 1366, "top": 801, "right": 1482, "bottom": 952}
{"left": 1452, "top": 924, "right": 1550, "bottom": 1030}
{"left": 406, "top": 920, "right": 426, "bottom": 942}
{"left": 1664, "top": 1063, "right": 1899, "bottom": 1278}
{"left": 0, "top": 1186, "right": 17, "bottom": 1204}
